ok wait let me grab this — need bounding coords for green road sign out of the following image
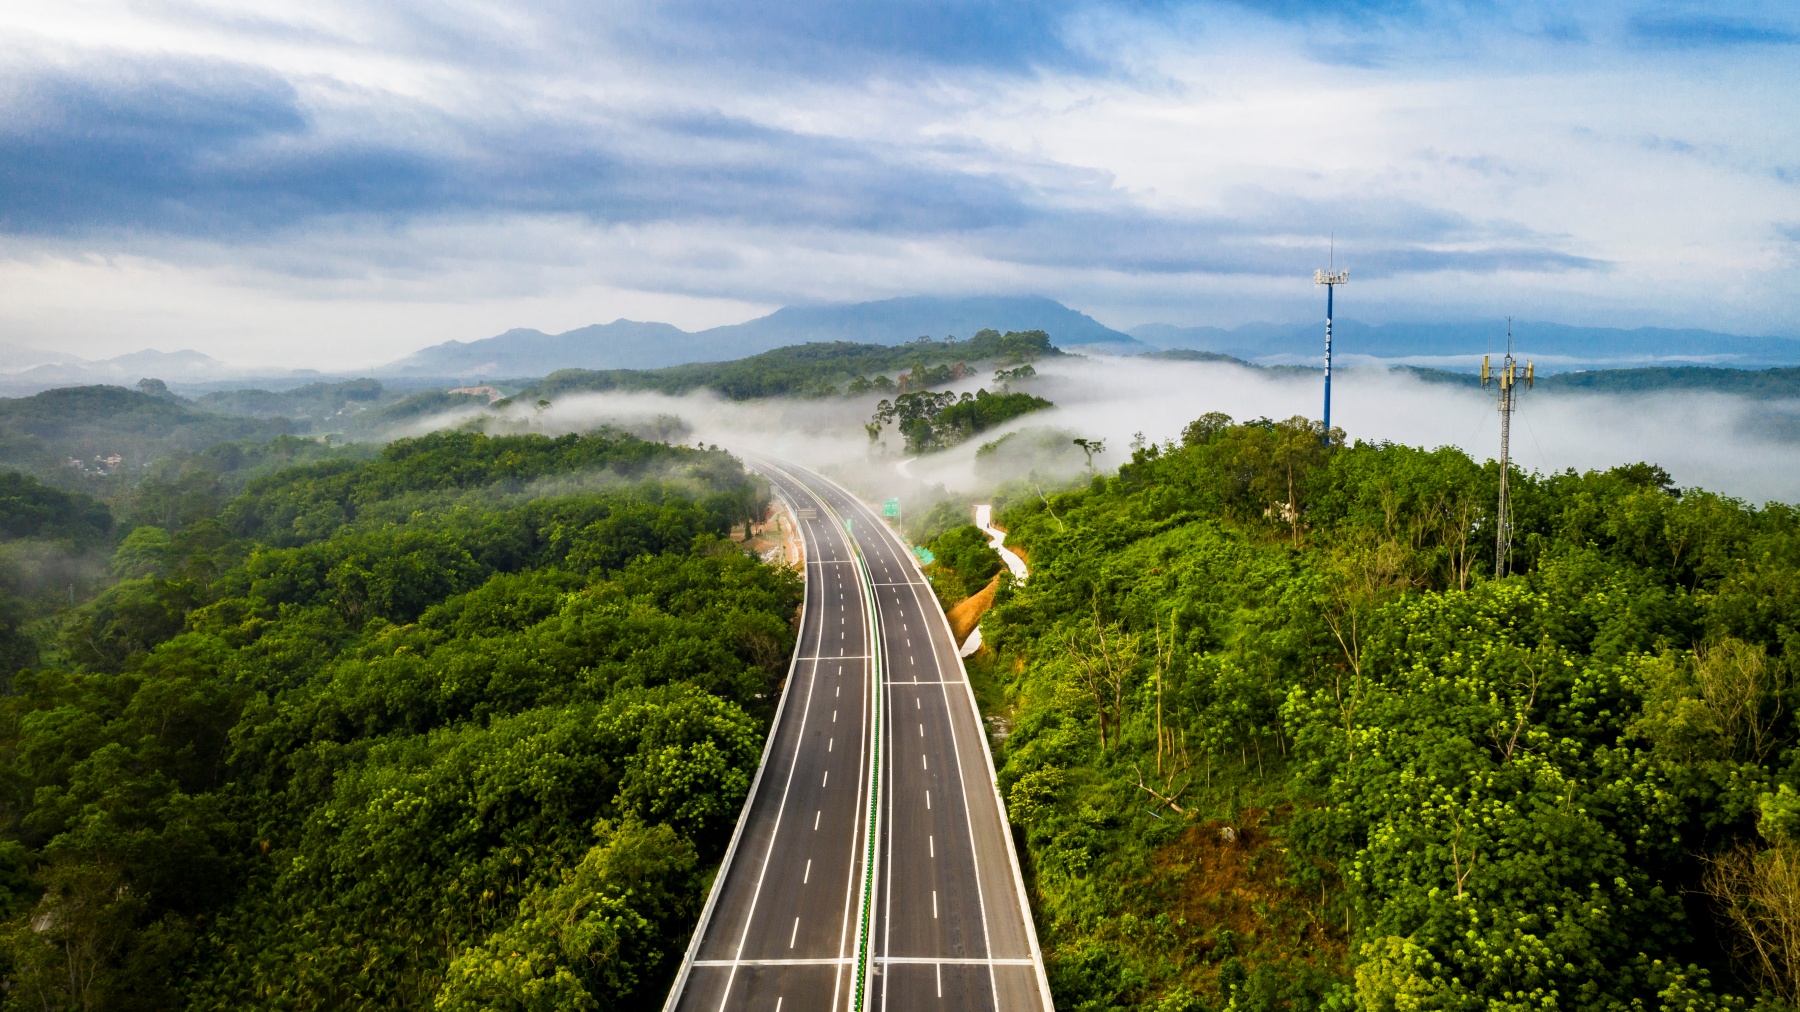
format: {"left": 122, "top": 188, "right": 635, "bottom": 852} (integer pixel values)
{"left": 882, "top": 498, "right": 901, "bottom": 518}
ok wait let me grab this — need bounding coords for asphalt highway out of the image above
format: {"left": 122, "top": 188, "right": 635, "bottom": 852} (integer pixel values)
{"left": 665, "top": 459, "right": 1051, "bottom": 1012}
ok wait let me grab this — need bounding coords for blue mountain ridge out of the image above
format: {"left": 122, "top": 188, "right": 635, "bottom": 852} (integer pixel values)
{"left": 377, "top": 294, "right": 1800, "bottom": 381}
{"left": 381, "top": 294, "right": 1144, "bottom": 379}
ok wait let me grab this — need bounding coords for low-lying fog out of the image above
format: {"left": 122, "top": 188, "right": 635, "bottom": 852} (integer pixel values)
{"left": 444, "top": 355, "right": 1800, "bottom": 506}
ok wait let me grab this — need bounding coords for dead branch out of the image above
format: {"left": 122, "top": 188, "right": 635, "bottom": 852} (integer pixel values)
{"left": 1490, "top": 658, "right": 1541, "bottom": 763}
{"left": 1133, "top": 762, "right": 1189, "bottom": 814}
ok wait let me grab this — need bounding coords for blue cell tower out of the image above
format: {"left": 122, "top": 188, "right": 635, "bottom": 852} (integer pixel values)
{"left": 1314, "top": 255, "right": 1348, "bottom": 446}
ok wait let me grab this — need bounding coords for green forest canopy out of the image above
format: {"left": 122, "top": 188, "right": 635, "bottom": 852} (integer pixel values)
{"left": 0, "top": 472, "right": 113, "bottom": 546}
{"left": 192, "top": 378, "right": 390, "bottom": 421}
{"left": 0, "top": 473, "right": 117, "bottom": 680}
{"left": 1393, "top": 364, "right": 1800, "bottom": 399}
{"left": 0, "top": 430, "right": 796, "bottom": 1010}
{"left": 4, "top": 391, "right": 1800, "bottom": 1011}
{"left": 870, "top": 387, "right": 1056, "bottom": 453}
{"left": 961, "top": 413, "right": 1800, "bottom": 1012}
{"left": 0, "top": 386, "right": 295, "bottom": 490}
{"left": 522, "top": 328, "right": 1059, "bottom": 401}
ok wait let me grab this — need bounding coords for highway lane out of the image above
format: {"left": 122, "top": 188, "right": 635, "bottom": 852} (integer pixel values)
{"left": 794, "top": 463, "right": 1048, "bottom": 1012}
{"left": 668, "top": 465, "right": 875, "bottom": 1012}
{"left": 665, "top": 459, "right": 1050, "bottom": 1012}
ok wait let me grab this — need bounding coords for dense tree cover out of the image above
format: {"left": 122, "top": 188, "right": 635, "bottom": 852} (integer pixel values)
{"left": 523, "top": 329, "right": 1059, "bottom": 402}
{"left": 1538, "top": 365, "right": 1800, "bottom": 398}
{"left": 218, "top": 429, "right": 764, "bottom": 547}
{"left": 0, "top": 386, "right": 295, "bottom": 493}
{"left": 972, "top": 414, "right": 1800, "bottom": 1012}
{"left": 351, "top": 389, "right": 494, "bottom": 431}
{"left": 870, "top": 388, "right": 1055, "bottom": 453}
{"left": 940, "top": 389, "right": 1055, "bottom": 439}
{"left": 192, "top": 379, "right": 391, "bottom": 424}
{"left": 0, "top": 430, "right": 799, "bottom": 1010}
{"left": 1389, "top": 365, "right": 1800, "bottom": 400}
{"left": 134, "top": 379, "right": 503, "bottom": 440}
{"left": 921, "top": 524, "right": 1004, "bottom": 607}
{"left": 0, "top": 473, "right": 114, "bottom": 546}
{"left": 0, "top": 474, "right": 118, "bottom": 689}
{"left": 115, "top": 436, "right": 370, "bottom": 536}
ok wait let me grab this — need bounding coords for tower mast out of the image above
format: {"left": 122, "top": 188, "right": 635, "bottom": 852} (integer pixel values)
{"left": 1314, "top": 241, "right": 1348, "bottom": 446}
{"left": 1482, "top": 319, "right": 1533, "bottom": 578}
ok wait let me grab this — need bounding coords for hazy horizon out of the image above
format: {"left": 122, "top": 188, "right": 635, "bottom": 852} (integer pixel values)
{"left": 5, "top": 302, "right": 1798, "bottom": 379}
{"left": 380, "top": 354, "right": 1800, "bottom": 505}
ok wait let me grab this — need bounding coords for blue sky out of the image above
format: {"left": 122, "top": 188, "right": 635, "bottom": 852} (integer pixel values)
{"left": 0, "top": 0, "right": 1795, "bottom": 366}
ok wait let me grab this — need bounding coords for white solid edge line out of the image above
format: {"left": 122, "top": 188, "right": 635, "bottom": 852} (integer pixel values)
{"left": 857, "top": 493, "right": 888, "bottom": 1012}
{"left": 809, "top": 464, "right": 885, "bottom": 1012}
{"left": 798, "top": 461, "right": 1054, "bottom": 1011}
{"left": 691, "top": 957, "right": 1037, "bottom": 967}
{"left": 760, "top": 457, "right": 881, "bottom": 1012}
{"left": 880, "top": 957, "right": 1038, "bottom": 966}
{"left": 903, "top": 567, "right": 997, "bottom": 1005}
{"left": 852, "top": 492, "right": 999, "bottom": 1005}
{"left": 692, "top": 958, "right": 853, "bottom": 967}
{"left": 660, "top": 476, "right": 813, "bottom": 1012}
{"left": 873, "top": 481, "right": 1056, "bottom": 1011}
{"left": 713, "top": 471, "right": 840, "bottom": 1011}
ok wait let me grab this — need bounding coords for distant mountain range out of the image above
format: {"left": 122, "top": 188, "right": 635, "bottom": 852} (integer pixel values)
{"left": 5, "top": 297, "right": 1798, "bottom": 399}
{"left": 0, "top": 346, "right": 257, "bottom": 396}
{"left": 393, "top": 300, "right": 1800, "bottom": 381}
{"left": 378, "top": 295, "right": 1148, "bottom": 379}
{"left": 1131, "top": 320, "right": 1800, "bottom": 371}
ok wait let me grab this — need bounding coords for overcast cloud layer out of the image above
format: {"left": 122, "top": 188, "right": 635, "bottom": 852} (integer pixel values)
{"left": 1, "top": 1, "right": 1797, "bottom": 367}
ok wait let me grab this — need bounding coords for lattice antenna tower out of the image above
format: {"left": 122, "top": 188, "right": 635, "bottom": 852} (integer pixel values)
{"left": 1481, "top": 318, "right": 1533, "bottom": 578}
{"left": 1314, "top": 237, "right": 1348, "bottom": 447}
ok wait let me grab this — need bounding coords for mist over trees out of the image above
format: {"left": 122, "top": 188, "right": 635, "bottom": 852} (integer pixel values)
{"left": 869, "top": 388, "right": 1055, "bottom": 454}
{"left": 4, "top": 322, "right": 1800, "bottom": 1012}
{"left": 524, "top": 327, "right": 1059, "bottom": 402}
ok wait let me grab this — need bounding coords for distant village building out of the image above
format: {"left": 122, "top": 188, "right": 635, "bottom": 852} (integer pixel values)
{"left": 65, "top": 454, "right": 125, "bottom": 476}
{"left": 448, "top": 385, "right": 504, "bottom": 402}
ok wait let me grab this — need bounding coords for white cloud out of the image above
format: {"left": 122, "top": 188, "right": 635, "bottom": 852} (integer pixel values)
{"left": 0, "top": 0, "right": 1794, "bottom": 363}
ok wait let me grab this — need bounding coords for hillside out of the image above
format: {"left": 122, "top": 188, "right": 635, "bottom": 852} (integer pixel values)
{"left": 949, "top": 417, "right": 1800, "bottom": 1010}
{"left": 0, "top": 384, "right": 295, "bottom": 489}
{"left": 385, "top": 294, "right": 1136, "bottom": 379}
{"left": 381, "top": 320, "right": 704, "bottom": 377}
{"left": 191, "top": 378, "right": 390, "bottom": 421}
{"left": 522, "top": 328, "right": 1060, "bottom": 401}
{"left": 0, "top": 430, "right": 796, "bottom": 1009}
{"left": 1133, "top": 319, "right": 1800, "bottom": 369}
{"left": 1389, "top": 363, "right": 1800, "bottom": 400}
{"left": 0, "top": 348, "right": 247, "bottom": 396}
{"left": 1539, "top": 364, "right": 1800, "bottom": 397}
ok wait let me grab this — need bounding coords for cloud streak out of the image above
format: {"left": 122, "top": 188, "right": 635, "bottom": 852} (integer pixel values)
{"left": 0, "top": 0, "right": 1794, "bottom": 361}
{"left": 2, "top": 53, "right": 1596, "bottom": 287}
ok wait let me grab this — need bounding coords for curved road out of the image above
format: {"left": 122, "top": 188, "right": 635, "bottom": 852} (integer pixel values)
{"left": 664, "top": 458, "right": 1051, "bottom": 1012}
